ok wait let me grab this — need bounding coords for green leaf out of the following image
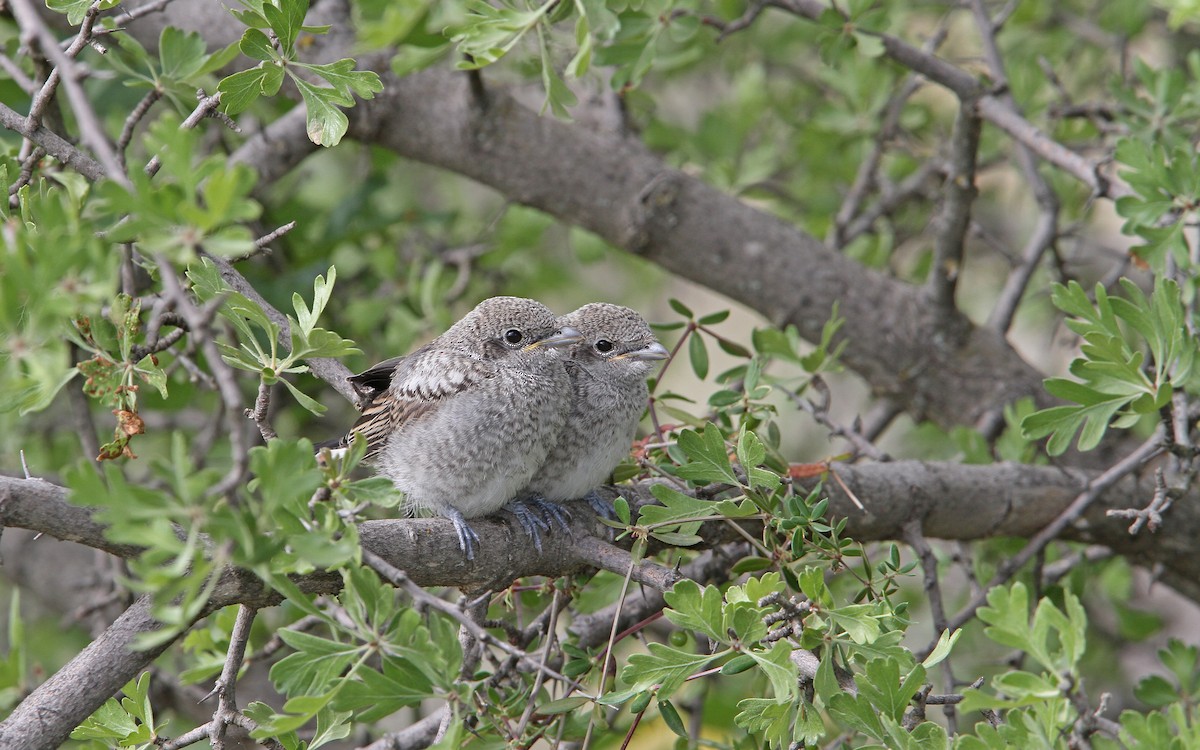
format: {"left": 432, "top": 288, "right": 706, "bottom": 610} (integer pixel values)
{"left": 643, "top": 484, "right": 717, "bottom": 528}
{"left": 613, "top": 495, "right": 630, "bottom": 524}
{"left": 746, "top": 641, "right": 799, "bottom": 702}
{"left": 828, "top": 691, "right": 886, "bottom": 739}
{"left": 922, "top": 628, "right": 961, "bottom": 668}
{"left": 668, "top": 298, "right": 693, "bottom": 317}
{"left": 294, "top": 59, "right": 385, "bottom": 101}
{"left": 263, "top": 0, "right": 309, "bottom": 56}
{"left": 452, "top": 0, "right": 556, "bottom": 68}
{"left": 736, "top": 427, "right": 765, "bottom": 471}
{"left": 239, "top": 28, "right": 278, "bottom": 62}
{"left": 536, "top": 696, "right": 591, "bottom": 715}
{"left": 270, "top": 630, "right": 363, "bottom": 697}
{"left": 1134, "top": 675, "right": 1178, "bottom": 707}
{"left": 721, "top": 654, "right": 757, "bottom": 675}
{"left": 47, "top": 0, "right": 118, "bottom": 25}
{"left": 674, "top": 423, "right": 737, "bottom": 484}
{"left": 159, "top": 27, "right": 210, "bottom": 81}
{"left": 333, "top": 657, "right": 432, "bottom": 722}
{"left": 826, "top": 604, "right": 883, "bottom": 645}
{"left": 662, "top": 579, "right": 725, "bottom": 641}
{"left": 620, "top": 642, "right": 718, "bottom": 697}
{"left": 734, "top": 698, "right": 794, "bottom": 746}
{"left": 977, "top": 582, "right": 1033, "bottom": 652}
{"left": 309, "top": 706, "right": 353, "bottom": 750}
{"left": 1158, "top": 638, "right": 1200, "bottom": 692}
{"left": 218, "top": 66, "right": 275, "bottom": 114}
{"left": 658, "top": 699, "right": 688, "bottom": 737}
{"left": 293, "top": 77, "right": 351, "bottom": 147}
{"left": 688, "top": 332, "right": 709, "bottom": 379}
{"left": 538, "top": 32, "right": 578, "bottom": 119}
{"left": 856, "top": 657, "right": 922, "bottom": 722}
{"left": 70, "top": 696, "right": 140, "bottom": 740}
{"left": 1020, "top": 399, "right": 1125, "bottom": 455}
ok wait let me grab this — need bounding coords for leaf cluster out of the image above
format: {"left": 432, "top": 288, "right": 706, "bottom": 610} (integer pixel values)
{"left": 1022, "top": 278, "right": 1199, "bottom": 454}
{"left": 218, "top": 0, "right": 384, "bottom": 146}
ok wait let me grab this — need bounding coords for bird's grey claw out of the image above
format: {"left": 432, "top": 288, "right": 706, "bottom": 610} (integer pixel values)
{"left": 526, "top": 497, "right": 572, "bottom": 534}
{"left": 445, "top": 507, "right": 480, "bottom": 561}
{"left": 584, "top": 490, "right": 618, "bottom": 521}
{"left": 505, "top": 501, "right": 549, "bottom": 553}
{"left": 503, "top": 497, "right": 573, "bottom": 553}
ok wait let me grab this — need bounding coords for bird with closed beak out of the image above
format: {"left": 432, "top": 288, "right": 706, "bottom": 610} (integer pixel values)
{"left": 523, "top": 303, "right": 668, "bottom": 516}
{"left": 327, "top": 296, "right": 581, "bottom": 559}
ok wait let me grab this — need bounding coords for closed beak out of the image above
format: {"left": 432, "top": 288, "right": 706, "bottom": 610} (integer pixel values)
{"left": 525, "top": 325, "right": 583, "bottom": 350}
{"left": 616, "top": 341, "right": 670, "bottom": 361}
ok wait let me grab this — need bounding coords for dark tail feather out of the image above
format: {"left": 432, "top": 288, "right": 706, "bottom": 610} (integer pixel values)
{"left": 312, "top": 436, "right": 347, "bottom": 454}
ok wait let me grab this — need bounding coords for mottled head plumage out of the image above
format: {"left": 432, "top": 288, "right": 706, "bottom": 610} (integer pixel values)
{"left": 445, "top": 296, "right": 579, "bottom": 360}
{"left": 560, "top": 303, "right": 668, "bottom": 378}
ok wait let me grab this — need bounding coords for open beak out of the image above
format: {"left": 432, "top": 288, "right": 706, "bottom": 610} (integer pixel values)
{"left": 615, "top": 341, "right": 670, "bottom": 361}
{"left": 524, "top": 325, "right": 583, "bottom": 351}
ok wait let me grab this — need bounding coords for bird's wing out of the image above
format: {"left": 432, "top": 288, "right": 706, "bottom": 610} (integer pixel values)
{"left": 348, "top": 349, "right": 494, "bottom": 457}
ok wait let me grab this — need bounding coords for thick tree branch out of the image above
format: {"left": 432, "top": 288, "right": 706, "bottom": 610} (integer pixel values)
{"left": 17, "top": 0, "right": 1135, "bottom": 432}
{"left": 326, "top": 69, "right": 1048, "bottom": 427}
{"left": 21, "top": 0, "right": 1080, "bottom": 429}
{"left": 3, "top": 451, "right": 1195, "bottom": 601}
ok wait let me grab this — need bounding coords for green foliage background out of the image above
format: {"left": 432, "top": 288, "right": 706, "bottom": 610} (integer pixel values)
{"left": 4, "top": 0, "right": 1200, "bottom": 748}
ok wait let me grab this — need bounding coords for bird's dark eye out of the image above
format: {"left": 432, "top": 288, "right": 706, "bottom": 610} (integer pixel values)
{"left": 595, "top": 339, "right": 615, "bottom": 353}
{"left": 504, "top": 329, "right": 524, "bottom": 345}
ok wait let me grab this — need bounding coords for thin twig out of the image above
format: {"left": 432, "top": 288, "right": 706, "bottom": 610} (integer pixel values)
{"left": 1106, "top": 467, "right": 1175, "bottom": 534}
{"left": 145, "top": 90, "right": 235, "bottom": 176}
{"left": 840, "top": 159, "right": 946, "bottom": 245}
{"left": 513, "top": 588, "right": 562, "bottom": 739}
{"left": 362, "top": 551, "right": 589, "bottom": 694}
{"left": 831, "top": 26, "right": 946, "bottom": 248}
{"left": 1041, "top": 545, "right": 1112, "bottom": 586}
{"left": 247, "top": 380, "right": 278, "bottom": 442}
{"left": 205, "top": 605, "right": 258, "bottom": 749}
{"left": 155, "top": 257, "right": 251, "bottom": 501}
{"left": 21, "top": 0, "right": 103, "bottom": 126}
{"left": 765, "top": 0, "right": 1127, "bottom": 198}
{"left": 229, "top": 221, "right": 299, "bottom": 262}
{"left": 903, "top": 522, "right": 958, "bottom": 733}
{"left": 116, "top": 88, "right": 163, "bottom": 170}
{"left": 704, "top": 0, "right": 767, "bottom": 42}
{"left": 0, "top": 54, "right": 36, "bottom": 94}
{"left": 582, "top": 549, "right": 639, "bottom": 750}
{"left": 784, "top": 381, "right": 892, "bottom": 462}
{"left": 0, "top": 100, "right": 106, "bottom": 181}
{"left": 927, "top": 101, "right": 981, "bottom": 320}
{"left": 10, "top": 0, "right": 128, "bottom": 184}
{"left": 971, "top": 0, "right": 1062, "bottom": 335}
{"left": 116, "top": 0, "right": 175, "bottom": 24}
